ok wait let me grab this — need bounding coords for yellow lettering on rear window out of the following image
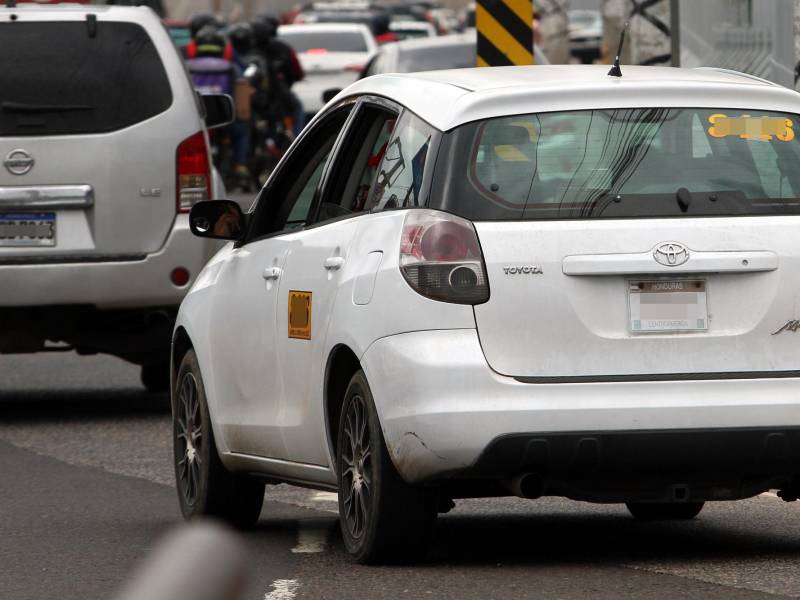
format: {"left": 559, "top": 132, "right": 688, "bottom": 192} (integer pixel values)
{"left": 707, "top": 113, "right": 795, "bottom": 142}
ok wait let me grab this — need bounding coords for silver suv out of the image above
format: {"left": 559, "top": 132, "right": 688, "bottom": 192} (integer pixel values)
{"left": 0, "top": 5, "right": 229, "bottom": 391}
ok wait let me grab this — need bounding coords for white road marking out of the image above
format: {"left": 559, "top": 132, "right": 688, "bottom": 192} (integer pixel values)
{"left": 264, "top": 579, "right": 300, "bottom": 600}
{"left": 761, "top": 491, "right": 779, "bottom": 499}
{"left": 291, "top": 524, "right": 330, "bottom": 554}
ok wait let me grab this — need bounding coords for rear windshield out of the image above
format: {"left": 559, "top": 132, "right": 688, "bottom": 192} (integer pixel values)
{"left": 0, "top": 21, "right": 172, "bottom": 136}
{"left": 432, "top": 108, "right": 800, "bottom": 220}
{"left": 279, "top": 30, "right": 368, "bottom": 53}
{"left": 397, "top": 44, "right": 475, "bottom": 71}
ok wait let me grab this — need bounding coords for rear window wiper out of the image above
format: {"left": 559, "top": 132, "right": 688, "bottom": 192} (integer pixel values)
{"left": 1, "top": 101, "right": 93, "bottom": 113}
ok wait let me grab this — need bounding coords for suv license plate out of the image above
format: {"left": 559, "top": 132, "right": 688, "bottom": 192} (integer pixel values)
{"left": 629, "top": 279, "right": 708, "bottom": 333}
{"left": 0, "top": 212, "right": 56, "bottom": 247}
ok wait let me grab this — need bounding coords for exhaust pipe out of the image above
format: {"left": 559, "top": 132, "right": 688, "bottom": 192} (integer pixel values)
{"left": 508, "top": 473, "right": 544, "bottom": 499}
{"left": 145, "top": 310, "right": 173, "bottom": 330}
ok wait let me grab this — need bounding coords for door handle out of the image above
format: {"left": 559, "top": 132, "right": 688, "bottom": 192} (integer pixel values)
{"left": 262, "top": 267, "right": 281, "bottom": 281}
{"left": 324, "top": 256, "right": 345, "bottom": 271}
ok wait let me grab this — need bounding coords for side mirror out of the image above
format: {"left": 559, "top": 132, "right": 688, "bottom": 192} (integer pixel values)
{"left": 201, "top": 93, "right": 235, "bottom": 129}
{"left": 321, "top": 88, "right": 342, "bottom": 105}
{"left": 189, "top": 200, "right": 245, "bottom": 241}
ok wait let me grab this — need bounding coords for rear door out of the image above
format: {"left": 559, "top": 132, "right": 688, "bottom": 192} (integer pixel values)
{"left": 275, "top": 100, "right": 400, "bottom": 465}
{"left": 435, "top": 107, "right": 800, "bottom": 379}
{"left": 0, "top": 17, "right": 186, "bottom": 260}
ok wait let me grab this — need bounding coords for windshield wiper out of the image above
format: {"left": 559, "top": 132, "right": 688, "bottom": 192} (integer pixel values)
{"left": 676, "top": 187, "right": 691, "bottom": 213}
{"left": 1, "top": 101, "right": 93, "bottom": 113}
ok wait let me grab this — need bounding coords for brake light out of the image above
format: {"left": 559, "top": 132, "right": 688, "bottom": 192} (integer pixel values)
{"left": 176, "top": 131, "right": 211, "bottom": 213}
{"left": 400, "top": 210, "right": 489, "bottom": 304}
{"left": 307, "top": 48, "right": 328, "bottom": 54}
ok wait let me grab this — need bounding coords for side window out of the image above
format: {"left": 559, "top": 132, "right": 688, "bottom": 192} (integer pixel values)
{"left": 368, "top": 111, "right": 436, "bottom": 211}
{"left": 312, "top": 104, "right": 399, "bottom": 224}
{"left": 247, "top": 106, "right": 352, "bottom": 239}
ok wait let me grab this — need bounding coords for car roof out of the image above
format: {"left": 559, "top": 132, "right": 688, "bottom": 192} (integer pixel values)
{"left": 336, "top": 64, "right": 800, "bottom": 131}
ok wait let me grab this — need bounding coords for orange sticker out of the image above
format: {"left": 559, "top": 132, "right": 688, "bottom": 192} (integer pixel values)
{"left": 288, "top": 291, "right": 312, "bottom": 340}
{"left": 707, "top": 113, "right": 795, "bottom": 142}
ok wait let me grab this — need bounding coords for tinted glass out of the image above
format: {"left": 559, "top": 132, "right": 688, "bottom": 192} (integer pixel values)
{"left": 279, "top": 31, "right": 368, "bottom": 53}
{"left": 396, "top": 44, "right": 475, "bottom": 72}
{"left": 432, "top": 108, "right": 800, "bottom": 220}
{"left": 0, "top": 21, "right": 172, "bottom": 136}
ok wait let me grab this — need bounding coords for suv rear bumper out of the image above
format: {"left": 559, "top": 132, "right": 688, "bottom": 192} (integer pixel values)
{"left": 0, "top": 215, "right": 219, "bottom": 309}
{"left": 360, "top": 329, "right": 800, "bottom": 494}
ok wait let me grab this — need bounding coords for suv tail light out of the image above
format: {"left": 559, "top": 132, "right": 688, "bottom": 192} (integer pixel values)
{"left": 176, "top": 131, "right": 211, "bottom": 213}
{"left": 400, "top": 210, "right": 489, "bottom": 304}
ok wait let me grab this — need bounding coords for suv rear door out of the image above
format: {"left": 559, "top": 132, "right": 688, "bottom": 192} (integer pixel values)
{"left": 0, "top": 14, "right": 193, "bottom": 260}
{"left": 434, "top": 107, "right": 800, "bottom": 379}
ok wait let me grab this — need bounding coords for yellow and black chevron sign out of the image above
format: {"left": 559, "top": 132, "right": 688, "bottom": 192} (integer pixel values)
{"left": 476, "top": 0, "right": 534, "bottom": 67}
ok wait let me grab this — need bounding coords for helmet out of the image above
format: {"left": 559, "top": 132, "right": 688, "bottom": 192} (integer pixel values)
{"left": 252, "top": 13, "right": 280, "bottom": 44}
{"left": 194, "top": 25, "right": 227, "bottom": 58}
{"left": 228, "top": 22, "right": 253, "bottom": 55}
{"left": 372, "top": 12, "right": 391, "bottom": 36}
{"left": 190, "top": 13, "right": 218, "bottom": 38}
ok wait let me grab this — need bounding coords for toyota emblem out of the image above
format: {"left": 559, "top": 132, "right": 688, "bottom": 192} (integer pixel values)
{"left": 4, "top": 149, "right": 34, "bottom": 175}
{"left": 653, "top": 242, "right": 690, "bottom": 267}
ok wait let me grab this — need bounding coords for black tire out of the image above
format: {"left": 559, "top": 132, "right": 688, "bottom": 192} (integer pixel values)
{"left": 626, "top": 501, "right": 704, "bottom": 521}
{"left": 141, "top": 362, "right": 170, "bottom": 393}
{"left": 336, "top": 370, "right": 437, "bottom": 564}
{"left": 173, "top": 349, "right": 264, "bottom": 529}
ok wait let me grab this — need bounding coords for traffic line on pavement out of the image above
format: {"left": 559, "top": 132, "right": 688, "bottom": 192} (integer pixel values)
{"left": 264, "top": 579, "right": 300, "bottom": 600}
{"left": 311, "top": 491, "right": 338, "bottom": 502}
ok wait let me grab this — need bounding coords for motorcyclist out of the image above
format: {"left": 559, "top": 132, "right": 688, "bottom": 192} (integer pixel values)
{"left": 372, "top": 12, "right": 398, "bottom": 45}
{"left": 185, "top": 25, "right": 250, "bottom": 187}
{"left": 252, "top": 14, "right": 306, "bottom": 137}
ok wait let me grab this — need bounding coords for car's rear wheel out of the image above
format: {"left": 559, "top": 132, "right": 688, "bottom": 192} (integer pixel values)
{"left": 336, "top": 370, "right": 437, "bottom": 564}
{"left": 173, "top": 349, "right": 264, "bottom": 529}
{"left": 626, "top": 501, "right": 704, "bottom": 521}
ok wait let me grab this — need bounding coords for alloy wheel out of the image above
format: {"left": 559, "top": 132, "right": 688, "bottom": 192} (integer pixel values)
{"left": 176, "top": 372, "right": 203, "bottom": 506}
{"left": 341, "top": 394, "right": 372, "bottom": 540}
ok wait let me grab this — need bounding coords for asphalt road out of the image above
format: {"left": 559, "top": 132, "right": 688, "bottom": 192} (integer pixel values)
{"left": 3, "top": 352, "right": 800, "bottom": 599}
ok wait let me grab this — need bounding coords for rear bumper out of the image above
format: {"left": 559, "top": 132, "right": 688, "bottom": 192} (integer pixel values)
{"left": 360, "top": 329, "right": 800, "bottom": 493}
{"left": 0, "top": 215, "right": 219, "bottom": 309}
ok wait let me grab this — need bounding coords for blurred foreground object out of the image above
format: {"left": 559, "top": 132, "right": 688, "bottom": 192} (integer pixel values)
{"left": 112, "top": 522, "right": 247, "bottom": 600}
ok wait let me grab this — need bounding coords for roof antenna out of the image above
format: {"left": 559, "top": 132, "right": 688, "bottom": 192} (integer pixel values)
{"left": 607, "top": 22, "right": 629, "bottom": 77}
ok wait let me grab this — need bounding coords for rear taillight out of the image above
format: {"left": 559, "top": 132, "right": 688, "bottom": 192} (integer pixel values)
{"left": 176, "top": 131, "right": 211, "bottom": 213}
{"left": 400, "top": 210, "right": 489, "bottom": 304}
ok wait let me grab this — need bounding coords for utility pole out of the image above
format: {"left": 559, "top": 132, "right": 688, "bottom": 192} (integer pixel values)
{"left": 536, "top": 0, "right": 570, "bottom": 65}
{"left": 603, "top": 0, "right": 672, "bottom": 66}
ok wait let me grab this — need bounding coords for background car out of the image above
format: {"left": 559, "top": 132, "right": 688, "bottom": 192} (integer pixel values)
{"left": 362, "top": 32, "right": 549, "bottom": 76}
{"left": 0, "top": 4, "right": 229, "bottom": 391}
{"left": 388, "top": 20, "right": 436, "bottom": 40}
{"left": 568, "top": 9, "right": 603, "bottom": 64}
{"left": 278, "top": 22, "right": 378, "bottom": 118}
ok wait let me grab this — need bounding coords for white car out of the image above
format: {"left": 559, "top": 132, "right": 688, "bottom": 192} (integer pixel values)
{"left": 278, "top": 23, "right": 377, "bottom": 117}
{"left": 173, "top": 65, "right": 800, "bottom": 563}
{"left": 388, "top": 20, "right": 436, "bottom": 40}
{"left": 363, "top": 33, "right": 549, "bottom": 76}
{"left": 0, "top": 4, "right": 229, "bottom": 391}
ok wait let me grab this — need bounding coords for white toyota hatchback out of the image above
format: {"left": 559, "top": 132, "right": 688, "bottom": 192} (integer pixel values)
{"left": 173, "top": 65, "right": 800, "bottom": 563}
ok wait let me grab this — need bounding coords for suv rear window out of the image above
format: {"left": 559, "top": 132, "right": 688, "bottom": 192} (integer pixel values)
{"left": 432, "top": 108, "right": 800, "bottom": 220}
{"left": 0, "top": 21, "right": 172, "bottom": 136}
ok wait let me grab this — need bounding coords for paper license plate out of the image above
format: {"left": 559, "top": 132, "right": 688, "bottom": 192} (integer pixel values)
{"left": 629, "top": 279, "right": 708, "bottom": 333}
{"left": 0, "top": 212, "right": 56, "bottom": 247}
